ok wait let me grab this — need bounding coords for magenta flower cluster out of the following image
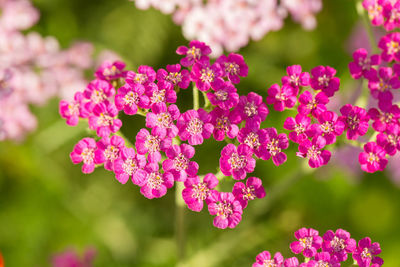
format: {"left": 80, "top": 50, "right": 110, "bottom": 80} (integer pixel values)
{"left": 253, "top": 228, "right": 383, "bottom": 267}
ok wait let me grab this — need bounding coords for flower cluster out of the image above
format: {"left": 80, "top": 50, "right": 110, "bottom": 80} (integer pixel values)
{"left": 0, "top": 0, "right": 119, "bottom": 142}
{"left": 52, "top": 247, "right": 96, "bottom": 267}
{"left": 253, "top": 227, "right": 383, "bottom": 267}
{"left": 130, "top": 0, "right": 322, "bottom": 56}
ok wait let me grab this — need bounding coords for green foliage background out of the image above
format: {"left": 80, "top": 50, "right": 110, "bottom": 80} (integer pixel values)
{"left": 0, "top": 0, "right": 399, "bottom": 266}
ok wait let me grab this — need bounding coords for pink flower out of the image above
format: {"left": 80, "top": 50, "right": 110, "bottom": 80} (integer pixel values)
{"left": 378, "top": 32, "right": 400, "bottom": 62}
{"left": 207, "top": 78, "right": 239, "bottom": 110}
{"left": 216, "top": 53, "right": 248, "bottom": 84}
{"left": 113, "top": 147, "right": 147, "bottom": 184}
{"left": 376, "top": 124, "right": 400, "bottom": 155}
{"left": 177, "top": 109, "right": 214, "bottom": 145}
{"left": 207, "top": 191, "right": 243, "bottom": 229}
{"left": 162, "top": 144, "right": 198, "bottom": 182}
{"left": 359, "top": 142, "right": 388, "bottom": 173}
{"left": 368, "top": 104, "right": 400, "bottom": 133}
{"left": 70, "top": 138, "right": 97, "bottom": 174}
{"left": 297, "top": 91, "right": 329, "bottom": 118}
{"left": 352, "top": 237, "right": 383, "bottom": 267}
{"left": 232, "top": 92, "right": 269, "bottom": 130}
{"left": 296, "top": 136, "right": 331, "bottom": 168}
{"left": 176, "top": 40, "right": 211, "bottom": 67}
{"left": 135, "top": 163, "right": 174, "bottom": 199}
{"left": 363, "top": 0, "right": 386, "bottom": 26}
{"left": 182, "top": 173, "right": 218, "bottom": 212}
{"left": 310, "top": 66, "right": 340, "bottom": 97}
{"left": 232, "top": 177, "right": 266, "bottom": 209}
{"left": 383, "top": 1, "right": 400, "bottom": 31}
{"left": 290, "top": 227, "right": 323, "bottom": 258}
{"left": 284, "top": 257, "right": 299, "bottom": 267}
{"left": 281, "top": 65, "right": 310, "bottom": 88}
{"left": 190, "top": 62, "right": 222, "bottom": 92}
{"left": 266, "top": 84, "right": 298, "bottom": 112}
{"left": 88, "top": 102, "right": 122, "bottom": 137}
{"left": 313, "top": 111, "right": 345, "bottom": 145}
{"left": 156, "top": 64, "right": 190, "bottom": 90}
{"left": 367, "top": 67, "right": 400, "bottom": 107}
{"left": 252, "top": 251, "right": 284, "bottom": 267}
{"left": 146, "top": 82, "right": 177, "bottom": 107}
{"left": 259, "top": 128, "right": 289, "bottom": 166}
{"left": 209, "top": 107, "right": 239, "bottom": 141}
{"left": 135, "top": 128, "right": 172, "bottom": 163}
{"left": 52, "top": 247, "right": 96, "bottom": 267}
{"left": 95, "top": 60, "right": 126, "bottom": 81}
{"left": 219, "top": 144, "right": 256, "bottom": 180}
{"left": 114, "top": 84, "right": 150, "bottom": 115}
{"left": 59, "top": 92, "right": 89, "bottom": 126}
{"left": 305, "top": 252, "right": 338, "bottom": 267}
{"left": 94, "top": 135, "right": 125, "bottom": 171}
{"left": 322, "top": 229, "right": 356, "bottom": 262}
{"left": 348, "top": 48, "right": 380, "bottom": 79}
{"left": 83, "top": 79, "right": 115, "bottom": 112}
{"left": 146, "top": 103, "right": 180, "bottom": 138}
{"left": 284, "top": 114, "right": 312, "bottom": 143}
{"left": 125, "top": 65, "right": 156, "bottom": 87}
{"left": 237, "top": 127, "right": 268, "bottom": 159}
{"left": 339, "top": 104, "right": 370, "bottom": 140}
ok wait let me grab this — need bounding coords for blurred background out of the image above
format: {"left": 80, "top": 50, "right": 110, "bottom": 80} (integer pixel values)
{"left": 0, "top": 0, "right": 399, "bottom": 266}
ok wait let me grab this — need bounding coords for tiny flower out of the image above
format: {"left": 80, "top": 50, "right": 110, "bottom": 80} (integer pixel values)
{"left": 305, "top": 252, "right": 338, "bottom": 267}
{"left": 220, "top": 144, "right": 256, "bottom": 180}
{"left": 59, "top": 91, "right": 89, "bottom": 126}
{"left": 359, "top": 142, "right": 388, "bottom": 173}
{"left": 83, "top": 79, "right": 115, "bottom": 112}
{"left": 232, "top": 177, "right": 266, "bottom": 209}
{"left": 176, "top": 40, "right": 211, "bottom": 67}
{"left": 383, "top": 1, "right": 400, "bottom": 31}
{"left": 313, "top": 111, "right": 345, "bottom": 145}
{"left": 95, "top": 60, "right": 126, "bottom": 81}
{"left": 367, "top": 67, "right": 400, "bottom": 107}
{"left": 237, "top": 127, "right": 268, "bottom": 158}
{"left": 182, "top": 173, "right": 218, "bottom": 212}
{"left": 290, "top": 227, "right": 323, "bottom": 258}
{"left": 136, "top": 163, "right": 174, "bottom": 199}
{"left": 162, "top": 144, "right": 198, "bottom": 182}
{"left": 368, "top": 104, "right": 400, "bottom": 133}
{"left": 126, "top": 65, "right": 156, "bottom": 87}
{"left": 252, "top": 251, "right": 284, "bottom": 267}
{"left": 113, "top": 147, "right": 147, "bottom": 184}
{"left": 363, "top": 0, "right": 385, "bottom": 26}
{"left": 352, "top": 237, "right": 384, "bottom": 267}
{"left": 207, "top": 78, "right": 239, "bottom": 110}
{"left": 135, "top": 127, "right": 172, "bottom": 163}
{"left": 281, "top": 65, "right": 310, "bottom": 88}
{"left": 339, "top": 104, "right": 370, "bottom": 140}
{"left": 207, "top": 191, "right": 243, "bottom": 229}
{"left": 191, "top": 62, "right": 222, "bottom": 92}
{"left": 376, "top": 124, "right": 400, "bottom": 155}
{"left": 177, "top": 109, "right": 214, "bottom": 145}
{"left": 70, "top": 138, "right": 97, "bottom": 174}
{"left": 296, "top": 136, "right": 331, "bottom": 168}
{"left": 266, "top": 84, "right": 298, "bottom": 112}
{"left": 284, "top": 114, "right": 312, "bottom": 143}
{"left": 146, "top": 102, "right": 180, "bottom": 138}
{"left": 310, "top": 66, "right": 340, "bottom": 97}
{"left": 157, "top": 64, "right": 190, "bottom": 90}
{"left": 209, "top": 107, "right": 239, "bottom": 141}
{"left": 94, "top": 135, "right": 125, "bottom": 171}
{"left": 146, "top": 82, "right": 177, "bottom": 107}
{"left": 115, "top": 83, "right": 150, "bottom": 115}
{"left": 232, "top": 92, "right": 269, "bottom": 130}
{"left": 378, "top": 32, "right": 400, "bottom": 62}
{"left": 259, "top": 128, "right": 289, "bottom": 166}
{"left": 322, "top": 229, "right": 356, "bottom": 262}
{"left": 298, "top": 91, "right": 329, "bottom": 118}
{"left": 348, "top": 48, "right": 380, "bottom": 79}
{"left": 88, "top": 102, "right": 122, "bottom": 137}
{"left": 216, "top": 53, "right": 248, "bottom": 84}
{"left": 284, "top": 257, "right": 299, "bottom": 267}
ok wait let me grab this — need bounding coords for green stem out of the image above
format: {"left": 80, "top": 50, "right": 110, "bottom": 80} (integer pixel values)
{"left": 201, "top": 91, "right": 211, "bottom": 109}
{"left": 193, "top": 85, "right": 200, "bottom": 110}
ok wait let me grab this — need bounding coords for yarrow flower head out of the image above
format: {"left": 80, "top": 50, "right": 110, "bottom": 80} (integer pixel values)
{"left": 290, "top": 227, "right": 323, "bottom": 258}
{"left": 207, "top": 191, "right": 243, "bottom": 229}
{"left": 281, "top": 65, "right": 310, "bottom": 88}
{"left": 157, "top": 64, "right": 190, "bottom": 90}
{"left": 252, "top": 251, "right": 284, "bottom": 267}
{"left": 266, "top": 84, "right": 298, "bottom": 112}
{"left": 135, "top": 163, "right": 174, "bottom": 199}
{"left": 177, "top": 108, "right": 213, "bottom": 145}
{"left": 310, "top": 66, "right": 340, "bottom": 97}
{"left": 162, "top": 143, "right": 199, "bottom": 182}
{"left": 232, "top": 92, "right": 269, "bottom": 130}
{"left": 113, "top": 147, "right": 147, "bottom": 184}
{"left": 349, "top": 48, "right": 381, "bottom": 79}
{"left": 296, "top": 136, "right": 331, "bottom": 168}
{"left": 94, "top": 135, "right": 125, "bottom": 171}
{"left": 216, "top": 53, "right": 248, "bottom": 84}
{"left": 176, "top": 40, "right": 211, "bottom": 67}
{"left": 70, "top": 138, "right": 97, "bottom": 174}
{"left": 352, "top": 237, "right": 383, "bottom": 267}
{"left": 232, "top": 177, "right": 266, "bottom": 209}
{"left": 322, "top": 229, "right": 356, "bottom": 262}
{"left": 339, "top": 104, "right": 370, "bottom": 140}
{"left": 359, "top": 141, "right": 388, "bottom": 173}
{"left": 182, "top": 173, "right": 218, "bottom": 212}
{"left": 220, "top": 144, "right": 256, "bottom": 180}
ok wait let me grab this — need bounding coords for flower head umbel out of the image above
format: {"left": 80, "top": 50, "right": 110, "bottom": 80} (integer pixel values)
{"left": 176, "top": 40, "right": 211, "bottom": 67}
{"left": 177, "top": 109, "right": 213, "bottom": 145}
{"left": 70, "top": 138, "right": 97, "bottom": 174}
{"left": 232, "top": 177, "right": 266, "bottom": 209}
{"left": 162, "top": 144, "right": 199, "bottom": 182}
{"left": 113, "top": 147, "right": 147, "bottom": 184}
{"left": 252, "top": 251, "right": 284, "bottom": 267}
{"left": 310, "top": 66, "right": 340, "bottom": 97}
{"left": 208, "top": 191, "right": 243, "bottom": 229}
{"left": 290, "top": 227, "right": 323, "bottom": 258}
{"left": 297, "top": 136, "right": 331, "bottom": 168}
{"left": 359, "top": 142, "right": 388, "bottom": 173}
{"left": 322, "top": 229, "right": 356, "bottom": 262}
{"left": 352, "top": 237, "right": 383, "bottom": 267}
{"left": 216, "top": 53, "right": 248, "bottom": 84}
{"left": 94, "top": 135, "right": 125, "bottom": 171}
{"left": 182, "top": 173, "right": 218, "bottom": 212}
{"left": 220, "top": 144, "right": 256, "bottom": 180}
